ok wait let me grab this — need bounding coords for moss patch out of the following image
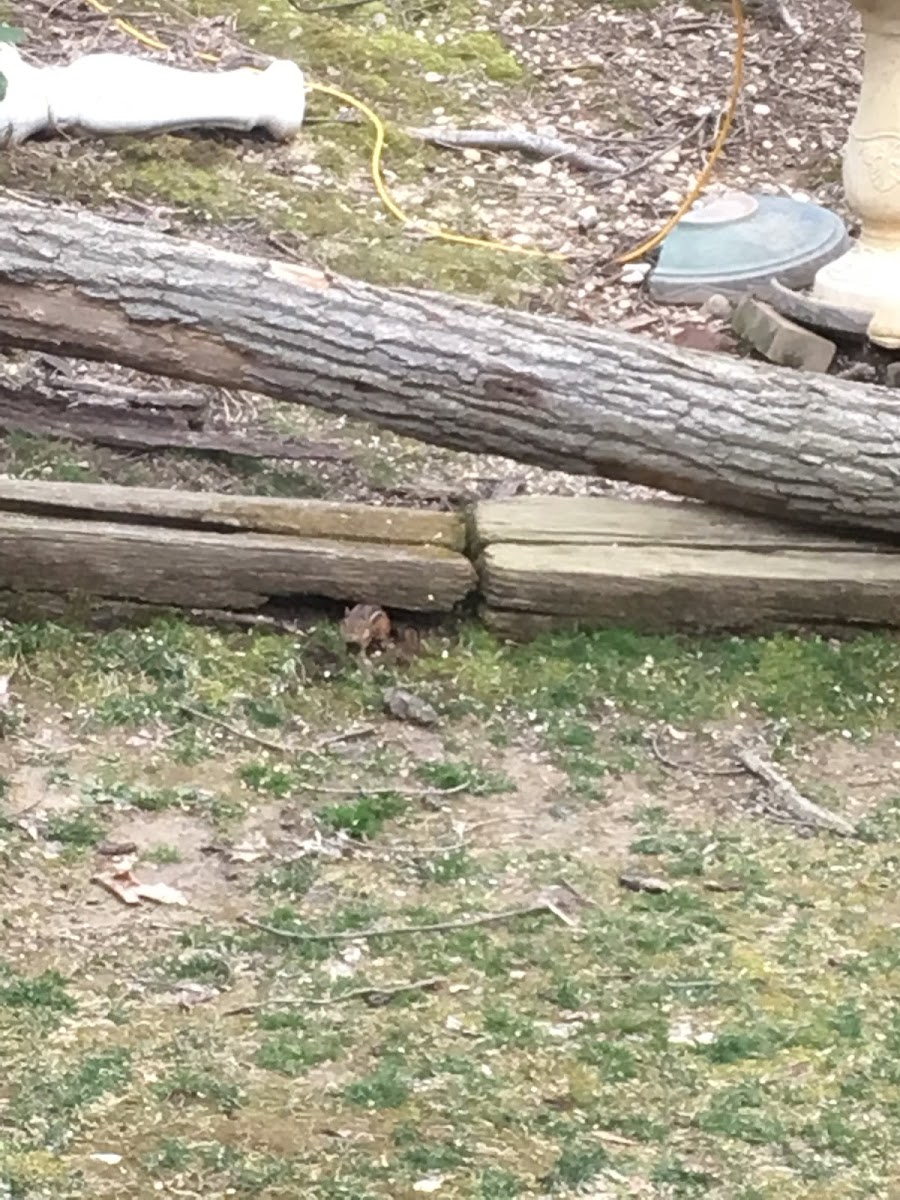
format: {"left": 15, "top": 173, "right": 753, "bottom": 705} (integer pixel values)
{"left": 2, "top": 0, "right": 561, "bottom": 304}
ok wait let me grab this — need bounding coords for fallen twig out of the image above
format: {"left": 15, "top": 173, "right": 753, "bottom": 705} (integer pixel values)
{"left": 732, "top": 745, "right": 856, "bottom": 837}
{"left": 650, "top": 727, "right": 744, "bottom": 777}
{"left": 314, "top": 725, "right": 376, "bottom": 751}
{"left": 239, "top": 901, "right": 562, "bottom": 943}
{"left": 224, "top": 974, "right": 445, "bottom": 1016}
{"left": 412, "top": 126, "right": 623, "bottom": 174}
{"left": 287, "top": 0, "right": 376, "bottom": 11}
{"left": 595, "top": 114, "right": 711, "bottom": 188}
{"left": 179, "top": 704, "right": 288, "bottom": 755}
{"left": 300, "top": 781, "right": 467, "bottom": 799}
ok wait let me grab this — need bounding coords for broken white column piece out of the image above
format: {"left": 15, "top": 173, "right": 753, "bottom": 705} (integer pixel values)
{"left": 813, "top": 0, "right": 900, "bottom": 347}
{"left": 0, "top": 45, "right": 306, "bottom": 145}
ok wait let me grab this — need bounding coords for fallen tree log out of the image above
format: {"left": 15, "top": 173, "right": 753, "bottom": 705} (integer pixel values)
{"left": 0, "top": 378, "right": 347, "bottom": 461}
{"left": 1, "top": 197, "right": 900, "bottom": 534}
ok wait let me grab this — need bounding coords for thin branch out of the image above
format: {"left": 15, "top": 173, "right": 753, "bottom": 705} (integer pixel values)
{"left": 650, "top": 728, "right": 744, "bottom": 777}
{"left": 732, "top": 745, "right": 856, "bottom": 837}
{"left": 314, "top": 726, "right": 376, "bottom": 751}
{"left": 287, "top": 0, "right": 376, "bottom": 11}
{"left": 300, "top": 781, "right": 467, "bottom": 799}
{"left": 238, "top": 902, "right": 560, "bottom": 943}
{"left": 593, "top": 114, "right": 711, "bottom": 188}
{"left": 178, "top": 704, "right": 289, "bottom": 754}
{"left": 53, "top": 377, "right": 207, "bottom": 410}
{"left": 412, "top": 126, "right": 623, "bottom": 175}
{"left": 224, "top": 974, "right": 445, "bottom": 1015}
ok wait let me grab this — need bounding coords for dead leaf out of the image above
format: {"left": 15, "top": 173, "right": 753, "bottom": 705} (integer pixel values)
{"left": 671, "top": 323, "right": 735, "bottom": 353}
{"left": 92, "top": 869, "right": 187, "bottom": 907}
{"left": 135, "top": 880, "right": 188, "bottom": 906}
{"left": 228, "top": 832, "right": 269, "bottom": 864}
{"left": 92, "top": 870, "right": 142, "bottom": 906}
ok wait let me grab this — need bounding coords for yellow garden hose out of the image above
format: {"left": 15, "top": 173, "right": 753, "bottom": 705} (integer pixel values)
{"left": 79, "top": 0, "right": 747, "bottom": 265}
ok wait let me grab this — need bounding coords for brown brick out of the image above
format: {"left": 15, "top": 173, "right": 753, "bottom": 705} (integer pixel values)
{"left": 731, "top": 297, "right": 836, "bottom": 373}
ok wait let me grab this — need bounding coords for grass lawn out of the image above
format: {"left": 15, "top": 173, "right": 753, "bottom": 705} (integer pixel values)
{"left": 2, "top": 616, "right": 900, "bottom": 1198}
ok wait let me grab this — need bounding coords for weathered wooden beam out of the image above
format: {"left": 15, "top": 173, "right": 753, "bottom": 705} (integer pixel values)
{"left": 0, "top": 483, "right": 474, "bottom": 613}
{"left": 1, "top": 198, "right": 900, "bottom": 533}
{"left": 0, "top": 515, "right": 473, "bottom": 611}
{"left": 0, "top": 479, "right": 466, "bottom": 550}
{"left": 471, "top": 494, "right": 895, "bottom": 555}
{"left": 474, "top": 496, "right": 900, "bottom": 636}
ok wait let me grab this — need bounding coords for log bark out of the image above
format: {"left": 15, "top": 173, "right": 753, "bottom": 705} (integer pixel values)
{"left": 2, "top": 198, "right": 900, "bottom": 534}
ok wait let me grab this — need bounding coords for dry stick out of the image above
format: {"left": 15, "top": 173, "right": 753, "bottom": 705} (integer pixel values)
{"left": 287, "top": 0, "right": 375, "bottom": 11}
{"left": 180, "top": 707, "right": 373, "bottom": 759}
{"left": 224, "top": 975, "right": 446, "bottom": 1016}
{"left": 650, "top": 728, "right": 745, "bottom": 778}
{"left": 239, "top": 902, "right": 560, "bottom": 943}
{"left": 53, "top": 377, "right": 207, "bottom": 410}
{"left": 314, "top": 726, "right": 376, "bottom": 751}
{"left": 412, "top": 127, "right": 623, "bottom": 174}
{"left": 594, "top": 114, "right": 711, "bottom": 188}
{"left": 297, "top": 781, "right": 468, "bottom": 799}
{"left": 179, "top": 704, "right": 289, "bottom": 755}
{"left": 732, "top": 745, "right": 856, "bottom": 837}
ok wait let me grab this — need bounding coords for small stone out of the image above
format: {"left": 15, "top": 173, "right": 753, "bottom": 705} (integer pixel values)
{"left": 621, "top": 263, "right": 650, "bottom": 286}
{"left": 577, "top": 204, "right": 599, "bottom": 232}
{"left": 731, "top": 297, "right": 836, "bottom": 373}
{"left": 701, "top": 292, "right": 733, "bottom": 319}
{"left": 382, "top": 687, "right": 439, "bottom": 726}
{"left": 885, "top": 361, "right": 900, "bottom": 387}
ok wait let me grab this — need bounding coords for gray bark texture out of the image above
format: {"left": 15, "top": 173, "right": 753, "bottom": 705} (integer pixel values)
{"left": 0, "top": 197, "right": 898, "bottom": 534}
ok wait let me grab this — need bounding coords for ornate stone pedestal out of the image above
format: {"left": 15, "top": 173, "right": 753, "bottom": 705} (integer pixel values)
{"left": 813, "top": 0, "right": 900, "bottom": 346}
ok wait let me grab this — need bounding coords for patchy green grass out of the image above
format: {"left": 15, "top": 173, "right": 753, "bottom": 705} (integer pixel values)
{"left": 2, "top": 0, "right": 563, "bottom": 307}
{"left": 3, "top": 616, "right": 899, "bottom": 742}
{"left": 2, "top": 614, "right": 900, "bottom": 1197}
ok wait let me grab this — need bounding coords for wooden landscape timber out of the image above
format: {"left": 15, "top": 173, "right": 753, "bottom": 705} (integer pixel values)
{"left": 0, "top": 482, "right": 899, "bottom": 638}
{"left": 0, "top": 481, "right": 475, "bottom": 615}
{"left": 2, "top": 198, "right": 900, "bottom": 535}
{"left": 476, "top": 495, "right": 900, "bottom": 637}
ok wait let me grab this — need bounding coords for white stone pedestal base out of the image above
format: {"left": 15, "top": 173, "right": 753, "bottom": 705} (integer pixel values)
{"left": 813, "top": 242, "right": 900, "bottom": 348}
